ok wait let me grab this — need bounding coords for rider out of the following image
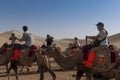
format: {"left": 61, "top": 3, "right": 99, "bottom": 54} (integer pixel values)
{"left": 83, "top": 22, "right": 108, "bottom": 67}
{"left": 20, "top": 26, "right": 35, "bottom": 66}
{"left": 41, "top": 42, "right": 47, "bottom": 49}
{"left": 87, "top": 22, "right": 108, "bottom": 50}
{"left": 46, "top": 34, "right": 54, "bottom": 48}
{"left": 18, "top": 26, "right": 34, "bottom": 48}
{"left": 10, "top": 26, "right": 34, "bottom": 64}
{"left": 73, "top": 37, "right": 80, "bottom": 49}
{"left": 71, "top": 37, "right": 81, "bottom": 55}
{"left": 9, "top": 33, "right": 18, "bottom": 47}
{"left": 9, "top": 33, "right": 19, "bottom": 64}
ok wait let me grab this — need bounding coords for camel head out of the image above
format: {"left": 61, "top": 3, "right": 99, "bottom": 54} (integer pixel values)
{"left": 1, "top": 43, "right": 9, "bottom": 48}
{"left": 49, "top": 45, "right": 61, "bottom": 53}
{"left": 47, "top": 45, "right": 65, "bottom": 57}
{"left": 0, "top": 43, "right": 10, "bottom": 54}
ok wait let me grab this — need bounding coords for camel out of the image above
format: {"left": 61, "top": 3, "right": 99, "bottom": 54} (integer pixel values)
{"left": 47, "top": 45, "right": 93, "bottom": 80}
{"left": 0, "top": 46, "right": 9, "bottom": 73}
{"left": 7, "top": 46, "right": 56, "bottom": 80}
{"left": 48, "top": 45, "right": 120, "bottom": 80}
{"left": 0, "top": 44, "right": 9, "bottom": 72}
{"left": 0, "top": 43, "right": 55, "bottom": 80}
{"left": 40, "top": 47, "right": 63, "bottom": 70}
{"left": 0, "top": 43, "right": 33, "bottom": 73}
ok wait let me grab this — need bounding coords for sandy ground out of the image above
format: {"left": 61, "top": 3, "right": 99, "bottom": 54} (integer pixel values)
{"left": 0, "top": 62, "right": 115, "bottom": 80}
{"left": 0, "top": 63, "right": 87, "bottom": 80}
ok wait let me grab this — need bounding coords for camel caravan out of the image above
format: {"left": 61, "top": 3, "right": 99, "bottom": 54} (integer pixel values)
{"left": 0, "top": 22, "right": 120, "bottom": 80}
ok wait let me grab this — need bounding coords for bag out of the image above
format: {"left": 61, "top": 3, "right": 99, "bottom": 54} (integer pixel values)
{"left": 92, "top": 37, "right": 106, "bottom": 47}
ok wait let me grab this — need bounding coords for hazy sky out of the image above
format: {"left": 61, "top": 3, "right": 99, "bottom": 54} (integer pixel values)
{"left": 0, "top": 0, "right": 120, "bottom": 39}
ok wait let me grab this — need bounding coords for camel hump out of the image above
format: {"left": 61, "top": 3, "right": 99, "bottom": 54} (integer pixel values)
{"left": 30, "top": 45, "right": 38, "bottom": 49}
{"left": 18, "top": 45, "right": 38, "bottom": 58}
{"left": 92, "top": 48, "right": 118, "bottom": 73}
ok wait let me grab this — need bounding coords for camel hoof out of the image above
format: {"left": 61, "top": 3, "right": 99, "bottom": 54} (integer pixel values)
{"left": 19, "top": 70, "right": 22, "bottom": 72}
{"left": 4, "top": 71, "right": 7, "bottom": 73}
{"left": 27, "top": 69, "right": 30, "bottom": 72}
{"left": 37, "top": 69, "right": 40, "bottom": 73}
{"left": 53, "top": 74, "right": 56, "bottom": 80}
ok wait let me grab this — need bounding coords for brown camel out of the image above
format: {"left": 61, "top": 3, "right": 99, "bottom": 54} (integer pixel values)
{"left": 0, "top": 43, "right": 56, "bottom": 80}
{"left": 0, "top": 44, "right": 11, "bottom": 74}
{"left": 48, "top": 45, "right": 120, "bottom": 80}
{"left": 0, "top": 43, "right": 36, "bottom": 73}
{"left": 7, "top": 48, "right": 56, "bottom": 80}
{"left": 0, "top": 54, "right": 9, "bottom": 73}
{"left": 48, "top": 46, "right": 93, "bottom": 80}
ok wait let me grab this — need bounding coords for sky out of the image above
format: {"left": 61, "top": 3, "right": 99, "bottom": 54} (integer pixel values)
{"left": 0, "top": 0, "right": 120, "bottom": 39}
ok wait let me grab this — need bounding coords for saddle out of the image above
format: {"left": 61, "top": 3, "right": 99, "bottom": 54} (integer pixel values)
{"left": 82, "top": 45, "right": 118, "bottom": 73}
{"left": 10, "top": 45, "right": 38, "bottom": 61}
{"left": 29, "top": 45, "right": 38, "bottom": 57}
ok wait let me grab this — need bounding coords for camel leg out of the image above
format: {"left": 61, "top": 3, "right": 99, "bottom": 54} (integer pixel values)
{"left": 44, "top": 66, "right": 56, "bottom": 80}
{"left": 37, "top": 63, "right": 40, "bottom": 72}
{"left": 86, "top": 73, "right": 93, "bottom": 80}
{"left": 47, "top": 68, "right": 56, "bottom": 80}
{"left": 5, "top": 64, "right": 8, "bottom": 73}
{"left": 26, "top": 66, "right": 30, "bottom": 72}
{"left": 76, "top": 70, "right": 85, "bottom": 80}
{"left": 35, "top": 50, "right": 56, "bottom": 80}
{"left": 19, "top": 66, "right": 24, "bottom": 72}
{"left": 39, "top": 66, "right": 44, "bottom": 80}
{"left": 85, "top": 68, "right": 93, "bottom": 80}
{"left": 7, "top": 61, "right": 14, "bottom": 80}
{"left": 20, "top": 66, "right": 30, "bottom": 72}
{"left": 47, "top": 56, "right": 52, "bottom": 68}
{"left": 11, "top": 60, "right": 18, "bottom": 80}
{"left": 13, "top": 66, "right": 18, "bottom": 80}
{"left": 7, "top": 67, "right": 12, "bottom": 80}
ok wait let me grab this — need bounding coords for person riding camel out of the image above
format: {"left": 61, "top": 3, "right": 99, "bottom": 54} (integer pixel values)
{"left": 18, "top": 26, "right": 34, "bottom": 48}
{"left": 87, "top": 22, "right": 108, "bottom": 50}
{"left": 73, "top": 37, "right": 81, "bottom": 49}
{"left": 82, "top": 22, "right": 109, "bottom": 67}
{"left": 10, "top": 26, "right": 35, "bottom": 65}
{"left": 41, "top": 42, "right": 47, "bottom": 49}
{"left": 9, "top": 33, "right": 19, "bottom": 62}
{"left": 46, "top": 34, "right": 54, "bottom": 48}
{"left": 9, "top": 33, "right": 18, "bottom": 47}
{"left": 71, "top": 37, "right": 81, "bottom": 55}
